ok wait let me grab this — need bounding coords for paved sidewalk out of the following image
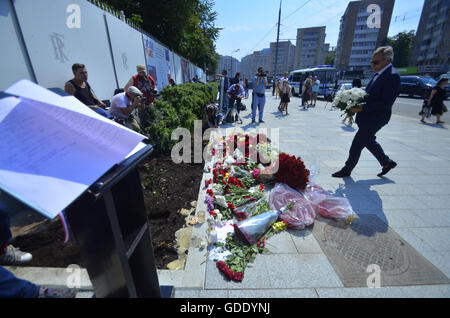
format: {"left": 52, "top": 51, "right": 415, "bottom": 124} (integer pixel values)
{"left": 175, "top": 91, "right": 450, "bottom": 298}
{"left": 8, "top": 91, "right": 450, "bottom": 298}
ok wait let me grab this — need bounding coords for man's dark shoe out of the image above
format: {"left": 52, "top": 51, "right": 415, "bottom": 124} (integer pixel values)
{"left": 332, "top": 169, "right": 351, "bottom": 178}
{"left": 378, "top": 161, "right": 397, "bottom": 177}
{"left": 259, "top": 120, "right": 265, "bottom": 123}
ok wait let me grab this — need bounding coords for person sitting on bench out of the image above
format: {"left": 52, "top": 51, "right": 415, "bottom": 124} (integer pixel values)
{"left": 64, "top": 63, "right": 112, "bottom": 119}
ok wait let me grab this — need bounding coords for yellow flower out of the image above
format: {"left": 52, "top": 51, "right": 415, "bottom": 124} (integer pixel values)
{"left": 346, "top": 214, "right": 355, "bottom": 224}
{"left": 272, "top": 221, "right": 286, "bottom": 232}
{"left": 225, "top": 173, "right": 229, "bottom": 179}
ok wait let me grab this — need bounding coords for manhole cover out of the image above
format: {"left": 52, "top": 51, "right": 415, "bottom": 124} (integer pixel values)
{"left": 313, "top": 214, "right": 450, "bottom": 287}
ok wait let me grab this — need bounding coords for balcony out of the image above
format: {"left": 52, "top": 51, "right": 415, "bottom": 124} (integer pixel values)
{"left": 349, "top": 60, "right": 371, "bottom": 67}
{"left": 354, "top": 28, "right": 380, "bottom": 35}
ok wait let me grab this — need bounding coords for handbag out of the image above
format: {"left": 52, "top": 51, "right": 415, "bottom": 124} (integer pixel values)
{"left": 443, "top": 104, "right": 448, "bottom": 113}
{"left": 238, "top": 103, "right": 247, "bottom": 111}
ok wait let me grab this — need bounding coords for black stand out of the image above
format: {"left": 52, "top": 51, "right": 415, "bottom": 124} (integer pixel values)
{"left": 65, "top": 143, "right": 172, "bottom": 298}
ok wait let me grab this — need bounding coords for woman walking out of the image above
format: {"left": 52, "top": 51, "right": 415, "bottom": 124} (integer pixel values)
{"left": 424, "top": 78, "right": 448, "bottom": 124}
{"left": 279, "top": 80, "right": 292, "bottom": 115}
{"left": 302, "top": 77, "right": 312, "bottom": 109}
{"left": 244, "top": 79, "right": 249, "bottom": 99}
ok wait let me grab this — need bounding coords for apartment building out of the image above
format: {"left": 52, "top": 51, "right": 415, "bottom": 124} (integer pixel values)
{"left": 217, "top": 55, "right": 241, "bottom": 76}
{"left": 334, "top": 0, "right": 395, "bottom": 73}
{"left": 294, "top": 26, "right": 326, "bottom": 70}
{"left": 240, "top": 48, "right": 271, "bottom": 81}
{"left": 269, "top": 41, "right": 296, "bottom": 78}
{"left": 410, "top": 0, "right": 450, "bottom": 74}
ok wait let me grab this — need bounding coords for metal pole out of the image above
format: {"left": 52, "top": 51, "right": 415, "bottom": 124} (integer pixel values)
{"left": 273, "top": 0, "right": 282, "bottom": 82}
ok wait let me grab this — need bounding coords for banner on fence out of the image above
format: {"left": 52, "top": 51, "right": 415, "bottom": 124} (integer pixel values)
{"left": 143, "top": 35, "right": 172, "bottom": 91}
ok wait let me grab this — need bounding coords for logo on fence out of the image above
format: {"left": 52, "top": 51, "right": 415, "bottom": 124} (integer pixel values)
{"left": 50, "top": 33, "right": 69, "bottom": 63}
{"left": 122, "top": 52, "right": 129, "bottom": 70}
{"left": 66, "top": 4, "right": 81, "bottom": 29}
{"left": 366, "top": 4, "right": 381, "bottom": 29}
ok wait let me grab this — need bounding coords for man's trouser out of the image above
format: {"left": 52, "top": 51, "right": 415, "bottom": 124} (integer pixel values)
{"left": 0, "top": 203, "right": 40, "bottom": 298}
{"left": 0, "top": 266, "right": 40, "bottom": 298}
{"left": 252, "top": 93, "right": 266, "bottom": 122}
{"left": 223, "top": 97, "right": 242, "bottom": 123}
{"left": 0, "top": 202, "right": 11, "bottom": 246}
{"left": 344, "top": 124, "right": 391, "bottom": 172}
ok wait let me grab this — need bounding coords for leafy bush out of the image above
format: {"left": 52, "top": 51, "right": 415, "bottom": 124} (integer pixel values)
{"left": 141, "top": 82, "right": 218, "bottom": 154}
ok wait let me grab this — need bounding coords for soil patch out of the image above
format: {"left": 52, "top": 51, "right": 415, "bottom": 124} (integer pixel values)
{"left": 10, "top": 152, "right": 205, "bottom": 269}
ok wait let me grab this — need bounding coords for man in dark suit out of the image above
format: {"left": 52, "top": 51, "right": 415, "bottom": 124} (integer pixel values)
{"left": 332, "top": 46, "right": 400, "bottom": 178}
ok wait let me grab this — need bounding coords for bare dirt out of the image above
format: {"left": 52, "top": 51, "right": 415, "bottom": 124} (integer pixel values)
{"left": 10, "top": 153, "right": 204, "bottom": 269}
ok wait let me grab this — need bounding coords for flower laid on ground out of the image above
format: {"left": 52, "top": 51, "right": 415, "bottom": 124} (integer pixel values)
{"left": 205, "top": 132, "right": 354, "bottom": 282}
{"left": 332, "top": 86, "right": 367, "bottom": 125}
{"left": 275, "top": 153, "right": 310, "bottom": 191}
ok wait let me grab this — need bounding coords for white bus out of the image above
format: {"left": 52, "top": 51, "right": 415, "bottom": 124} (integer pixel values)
{"left": 288, "top": 66, "right": 338, "bottom": 99}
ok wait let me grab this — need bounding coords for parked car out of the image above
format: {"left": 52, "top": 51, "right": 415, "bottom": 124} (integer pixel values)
{"left": 327, "top": 82, "right": 353, "bottom": 101}
{"left": 398, "top": 76, "right": 437, "bottom": 99}
{"left": 437, "top": 73, "right": 450, "bottom": 99}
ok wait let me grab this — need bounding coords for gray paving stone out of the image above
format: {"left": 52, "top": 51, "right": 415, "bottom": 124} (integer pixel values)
{"left": 397, "top": 284, "right": 450, "bottom": 298}
{"left": 263, "top": 231, "right": 298, "bottom": 254}
{"left": 316, "top": 286, "right": 406, "bottom": 298}
{"left": 173, "top": 288, "right": 201, "bottom": 298}
{"left": 407, "top": 227, "right": 450, "bottom": 252}
{"left": 421, "top": 251, "right": 450, "bottom": 278}
{"left": 228, "top": 288, "right": 318, "bottom": 298}
{"left": 204, "top": 256, "right": 272, "bottom": 290}
{"left": 395, "top": 228, "right": 436, "bottom": 254}
{"left": 288, "top": 228, "right": 323, "bottom": 254}
{"left": 264, "top": 254, "right": 343, "bottom": 288}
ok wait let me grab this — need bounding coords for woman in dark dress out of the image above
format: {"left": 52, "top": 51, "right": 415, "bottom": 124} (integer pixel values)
{"left": 429, "top": 78, "right": 448, "bottom": 124}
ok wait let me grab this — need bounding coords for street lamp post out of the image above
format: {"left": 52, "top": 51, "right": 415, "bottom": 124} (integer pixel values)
{"left": 230, "top": 49, "right": 240, "bottom": 77}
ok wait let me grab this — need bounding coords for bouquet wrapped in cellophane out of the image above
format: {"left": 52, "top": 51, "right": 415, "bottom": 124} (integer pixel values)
{"left": 332, "top": 86, "right": 367, "bottom": 125}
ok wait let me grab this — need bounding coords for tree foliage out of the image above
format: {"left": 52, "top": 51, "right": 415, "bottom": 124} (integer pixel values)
{"left": 101, "top": 0, "right": 220, "bottom": 74}
{"left": 382, "top": 30, "right": 416, "bottom": 68}
{"left": 324, "top": 51, "right": 335, "bottom": 67}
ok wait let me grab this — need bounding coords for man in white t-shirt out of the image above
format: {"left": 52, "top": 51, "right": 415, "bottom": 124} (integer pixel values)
{"left": 311, "top": 76, "right": 320, "bottom": 107}
{"left": 110, "top": 86, "right": 145, "bottom": 132}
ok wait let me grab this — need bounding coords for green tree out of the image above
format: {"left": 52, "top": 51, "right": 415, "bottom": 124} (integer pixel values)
{"left": 382, "top": 30, "right": 416, "bottom": 68}
{"left": 324, "top": 51, "right": 335, "bottom": 66}
{"left": 100, "top": 0, "right": 220, "bottom": 74}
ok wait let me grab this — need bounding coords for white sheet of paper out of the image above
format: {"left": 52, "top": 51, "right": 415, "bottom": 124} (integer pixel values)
{"left": 0, "top": 80, "right": 148, "bottom": 219}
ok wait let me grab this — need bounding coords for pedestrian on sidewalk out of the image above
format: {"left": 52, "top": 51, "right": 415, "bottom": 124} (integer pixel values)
{"left": 243, "top": 79, "right": 249, "bottom": 99}
{"left": 0, "top": 201, "right": 76, "bottom": 298}
{"left": 252, "top": 67, "right": 268, "bottom": 124}
{"left": 311, "top": 76, "right": 320, "bottom": 107}
{"left": 302, "top": 77, "right": 312, "bottom": 109}
{"left": 274, "top": 80, "right": 280, "bottom": 99}
{"left": 426, "top": 78, "right": 448, "bottom": 124}
{"left": 332, "top": 46, "right": 400, "bottom": 178}
{"left": 279, "top": 80, "right": 292, "bottom": 115}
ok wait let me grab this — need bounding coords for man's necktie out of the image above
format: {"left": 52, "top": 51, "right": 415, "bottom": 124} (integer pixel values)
{"left": 366, "top": 73, "right": 379, "bottom": 92}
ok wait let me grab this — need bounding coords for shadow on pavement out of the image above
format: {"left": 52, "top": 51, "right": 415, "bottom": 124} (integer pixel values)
{"left": 330, "top": 176, "right": 396, "bottom": 236}
{"left": 341, "top": 125, "right": 356, "bottom": 132}
{"left": 420, "top": 122, "right": 448, "bottom": 130}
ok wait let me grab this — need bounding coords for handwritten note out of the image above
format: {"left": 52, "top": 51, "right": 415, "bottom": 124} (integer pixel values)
{"left": 0, "top": 80, "right": 147, "bottom": 219}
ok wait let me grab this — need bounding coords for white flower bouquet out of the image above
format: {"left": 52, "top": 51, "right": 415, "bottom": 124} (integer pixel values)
{"left": 332, "top": 87, "right": 367, "bottom": 125}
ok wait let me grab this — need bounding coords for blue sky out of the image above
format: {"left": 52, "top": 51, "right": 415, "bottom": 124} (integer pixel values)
{"left": 213, "top": 0, "right": 424, "bottom": 61}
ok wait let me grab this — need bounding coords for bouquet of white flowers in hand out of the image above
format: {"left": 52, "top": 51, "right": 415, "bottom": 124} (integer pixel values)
{"left": 332, "top": 86, "right": 367, "bottom": 125}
